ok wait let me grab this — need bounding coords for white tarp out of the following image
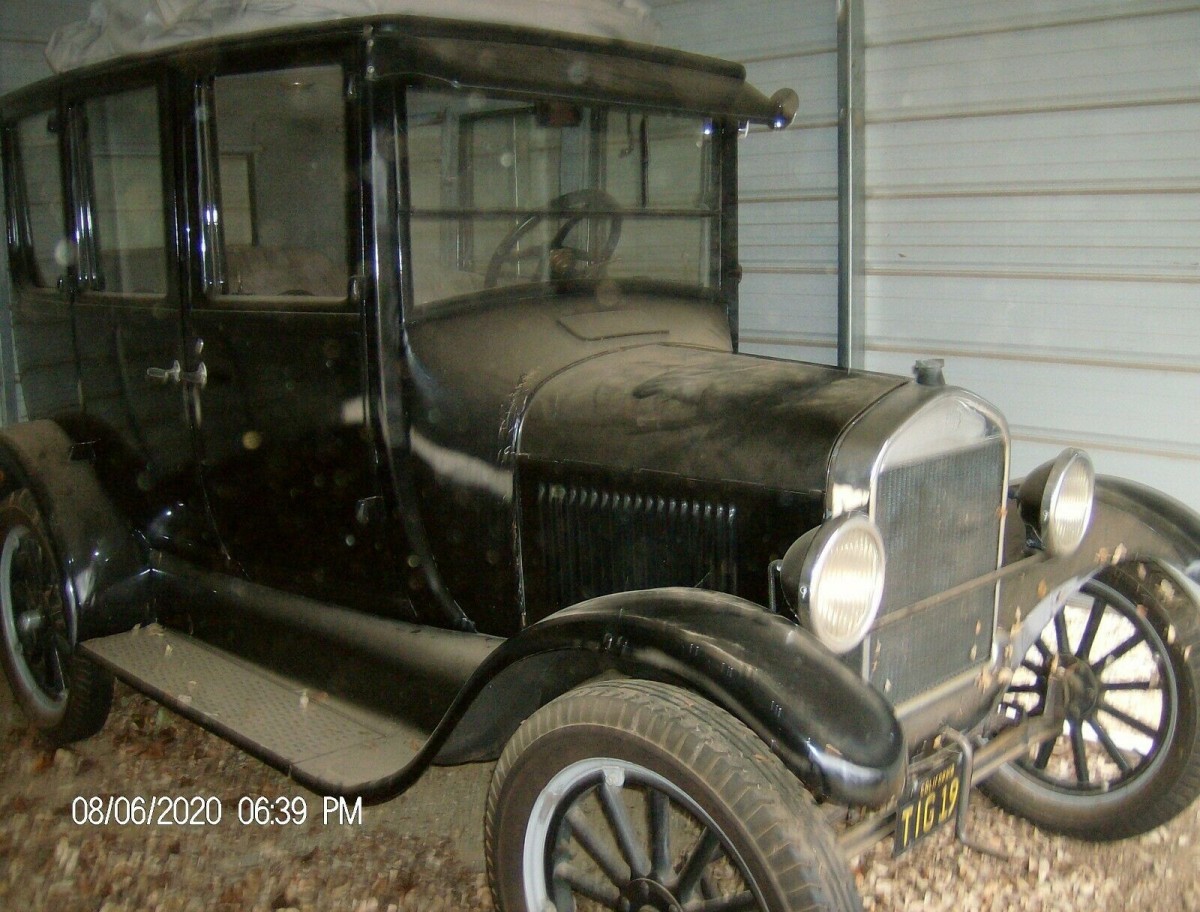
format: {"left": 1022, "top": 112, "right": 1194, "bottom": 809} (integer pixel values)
{"left": 46, "top": 0, "right": 661, "bottom": 72}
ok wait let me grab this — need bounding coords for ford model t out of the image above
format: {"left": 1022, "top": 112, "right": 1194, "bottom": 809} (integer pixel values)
{"left": 2, "top": 6, "right": 1200, "bottom": 911}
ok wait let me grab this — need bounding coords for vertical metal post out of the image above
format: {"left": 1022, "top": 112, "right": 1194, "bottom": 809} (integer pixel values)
{"left": 837, "top": 0, "right": 866, "bottom": 370}
{"left": 0, "top": 171, "right": 20, "bottom": 425}
{"left": 0, "top": 279, "right": 17, "bottom": 425}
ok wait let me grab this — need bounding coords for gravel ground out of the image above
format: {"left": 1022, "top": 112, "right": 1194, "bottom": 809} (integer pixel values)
{"left": 2, "top": 680, "right": 1199, "bottom": 912}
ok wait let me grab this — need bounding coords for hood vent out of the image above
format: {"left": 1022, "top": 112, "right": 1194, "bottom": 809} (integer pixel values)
{"left": 536, "top": 483, "right": 738, "bottom": 611}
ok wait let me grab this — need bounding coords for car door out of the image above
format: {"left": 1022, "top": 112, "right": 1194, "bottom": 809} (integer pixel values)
{"left": 63, "top": 78, "right": 215, "bottom": 552}
{"left": 185, "top": 57, "right": 404, "bottom": 613}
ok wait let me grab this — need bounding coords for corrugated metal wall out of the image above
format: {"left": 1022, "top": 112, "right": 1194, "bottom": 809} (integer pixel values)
{"left": 649, "top": 0, "right": 843, "bottom": 367}
{"left": 650, "top": 0, "right": 1200, "bottom": 510}
{"left": 0, "top": 4, "right": 76, "bottom": 94}
{"left": 643, "top": 1, "right": 840, "bottom": 357}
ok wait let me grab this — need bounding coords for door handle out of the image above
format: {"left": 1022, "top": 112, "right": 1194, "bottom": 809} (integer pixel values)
{"left": 146, "top": 360, "right": 207, "bottom": 389}
{"left": 146, "top": 361, "right": 181, "bottom": 384}
{"left": 182, "top": 361, "right": 207, "bottom": 389}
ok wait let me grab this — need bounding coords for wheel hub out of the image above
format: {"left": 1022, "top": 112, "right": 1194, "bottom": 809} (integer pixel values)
{"left": 622, "top": 877, "right": 682, "bottom": 912}
{"left": 1061, "top": 656, "right": 1103, "bottom": 720}
{"left": 16, "top": 608, "right": 47, "bottom": 646}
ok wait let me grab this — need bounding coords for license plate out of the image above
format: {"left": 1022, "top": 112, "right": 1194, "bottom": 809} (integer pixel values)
{"left": 893, "top": 755, "right": 965, "bottom": 856}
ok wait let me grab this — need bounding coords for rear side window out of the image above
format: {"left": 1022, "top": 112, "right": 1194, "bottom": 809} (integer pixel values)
{"left": 83, "top": 88, "right": 167, "bottom": 295}
{"left": 13, "top": 112, "right": 66, "bottom": 288}
{"left": 203, "top": 65, "right": 349, "bottom": 305}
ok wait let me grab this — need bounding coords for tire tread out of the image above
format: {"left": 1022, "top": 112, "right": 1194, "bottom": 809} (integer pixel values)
{"left": 983, "top": 562, "right": 1200, "bottom": 840}
{"left": 0, "top": 488, "right": 113, "bottom": 746}
{"left": 485, "top": 678, "right": 860, "bottom": 911}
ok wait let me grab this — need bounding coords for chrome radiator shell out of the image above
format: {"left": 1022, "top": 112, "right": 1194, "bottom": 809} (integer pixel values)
{"left": 828, "top": 387, "right": 1010, "bottom": 709}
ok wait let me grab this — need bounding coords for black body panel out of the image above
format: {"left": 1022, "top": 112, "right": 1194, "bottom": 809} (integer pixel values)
{"left": 518, "top": 343, "right": 903, "bottom": 493}
{"left": 515, "top": 344, "right": 902, "bottom": 621}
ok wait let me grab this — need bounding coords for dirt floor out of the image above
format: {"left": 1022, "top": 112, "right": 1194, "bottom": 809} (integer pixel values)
{"left": 1, "top": 679, "right": 1199, "bottom": 912}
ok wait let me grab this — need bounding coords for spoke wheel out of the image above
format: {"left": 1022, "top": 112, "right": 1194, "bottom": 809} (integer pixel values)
{"left": 982, "top": 564, "right": 1200, "bottom": 839}
{"left": 1, "top": 520, "right": 69, "bottom": 717}
{"left": 487, "top": 679, "right": 860, "bottom": 912}
{"left": 0, "top": 488, "right": 113, "bottom": 744}
{"left": 529, "top": 758, "right": 761, "bottom": 912}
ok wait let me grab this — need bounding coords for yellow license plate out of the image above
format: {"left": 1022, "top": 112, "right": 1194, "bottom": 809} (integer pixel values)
{"left": 893, "top": 755, "right": 964, "bottom": 856}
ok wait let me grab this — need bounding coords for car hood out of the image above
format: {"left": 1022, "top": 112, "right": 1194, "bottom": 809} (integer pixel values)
{"left": 517, "top": 343, "right": 906, "bottom": 495}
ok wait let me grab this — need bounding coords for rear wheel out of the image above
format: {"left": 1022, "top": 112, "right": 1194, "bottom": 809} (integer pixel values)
{"left": 485, "top": 678, "right": 860, "bottom": 912}
{"left": 982, "top": 563, "right": 1200, "bottom": 839}
{"left": 0, "top": 489, "right": 112, "bottom": 745}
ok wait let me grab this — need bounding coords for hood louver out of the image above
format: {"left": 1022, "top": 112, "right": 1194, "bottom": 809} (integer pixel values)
{"left": 536, "top": 483, "right": 738, "bottom": 611}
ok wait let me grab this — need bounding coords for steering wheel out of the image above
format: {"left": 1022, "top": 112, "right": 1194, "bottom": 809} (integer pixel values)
{"left": 484, "top": 189, "right": 622, "bottom": 288}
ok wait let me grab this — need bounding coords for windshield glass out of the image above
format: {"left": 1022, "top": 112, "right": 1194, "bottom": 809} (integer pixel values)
{"left": 404, "top": 87, "right": 719, "bottom": 309}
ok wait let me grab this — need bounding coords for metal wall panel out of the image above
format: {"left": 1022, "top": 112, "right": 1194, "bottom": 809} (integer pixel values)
{"left": 648, "top": 0, "right": 835, "bottom": 60}
{"left": 651, "top": 0, "right": 1200, "bottom": 510}
{"left": 864, "top": 0, "right": 1199, "bottom": 46}
{"left": 650, "top": 0, "right": 843, "bottom": 363}
{"left": 862, "top": 3, "right": 1200, "bottom": 507}
{"left": 0, "top": 2, "right": 86, "bottom": 94}
{"left": 868, "top": 9, "right": 1200, "bottom": 119}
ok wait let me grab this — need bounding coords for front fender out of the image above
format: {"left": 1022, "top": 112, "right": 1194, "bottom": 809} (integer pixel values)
{"left": 436, "top": 587, "right": 905, "bottom": 807}
{"left": 1092, "top": 476, "right": 1200, "bottom": 581}
{"left": 994, "top": 475, "right": 1200, "bottom": 676}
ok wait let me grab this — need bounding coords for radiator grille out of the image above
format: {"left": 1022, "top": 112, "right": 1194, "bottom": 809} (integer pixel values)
{"left": 867, "top": 438, "right": 1005, "bottom": 704}
{"left": 537, "top": 484, "right": 737, "bottom": 610}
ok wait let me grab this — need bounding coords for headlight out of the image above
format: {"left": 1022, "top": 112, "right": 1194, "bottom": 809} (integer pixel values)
{"left": 1017, "top": 448, "right": 1095, "bottom": 556}
{"left": 780, "top": 514, "right": 885, "bottom": 654}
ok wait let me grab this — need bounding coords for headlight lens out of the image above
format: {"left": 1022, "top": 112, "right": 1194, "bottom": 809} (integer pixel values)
{"left": 1019, "top": 448, "right": 1095, "bottom": 556}
{"left": 1041, "top": 449, "right": 1095, "bottom": 556}
{"left": 797, "top": 514, "right": 886, "bottom": 654}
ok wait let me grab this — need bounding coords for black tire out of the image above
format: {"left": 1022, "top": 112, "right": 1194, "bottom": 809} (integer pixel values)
{"left": 485, "top": 678, "right": 860, "bottom": 912}
{"left": 0, "top": 489, "right": 112, "bottom": 745}
{"left": 981, "top": 562, "right": 1200, "bottom": 840}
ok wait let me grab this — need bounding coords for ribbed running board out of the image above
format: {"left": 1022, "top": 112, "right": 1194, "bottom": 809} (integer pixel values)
{"left": 81, "top": 626, "right": 426, "bottom": 792}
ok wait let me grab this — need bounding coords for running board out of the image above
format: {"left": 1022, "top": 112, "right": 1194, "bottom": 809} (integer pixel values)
{"left": 81, "top": 626, "right": 426, "bottom": 793}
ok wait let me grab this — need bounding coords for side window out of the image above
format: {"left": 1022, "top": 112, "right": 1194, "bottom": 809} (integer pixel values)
{"left": 83, "top": 88, "right": 166, "bottom": 295}
{"left": 13, "top": 112, "right": 66, "bottom": 287}
{"left": 205, "top": 65, "right": 349, "bottom": 305}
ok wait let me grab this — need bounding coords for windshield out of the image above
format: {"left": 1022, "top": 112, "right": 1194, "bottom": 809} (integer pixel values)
{"left": 404, "top": 87, "right": 719, "bottom": 309}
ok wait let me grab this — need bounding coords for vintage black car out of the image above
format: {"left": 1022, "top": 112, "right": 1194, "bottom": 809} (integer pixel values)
{"left": 3, "top": 11, "right": 1200, "bottom": 912}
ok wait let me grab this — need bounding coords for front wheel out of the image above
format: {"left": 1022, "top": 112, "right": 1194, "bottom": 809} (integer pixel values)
{"left": 485, "top": 679, "right": 860, "bottom": 912}
{"left": 982, "top": 563, "right": 1200, "bottom": 840}
{"left": 0, "top": 489, "right": 112, "bottom": 745}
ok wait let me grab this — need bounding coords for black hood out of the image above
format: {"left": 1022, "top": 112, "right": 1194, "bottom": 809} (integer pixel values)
{"left": 518, "top": 344, "right": 905, "bottom": 496}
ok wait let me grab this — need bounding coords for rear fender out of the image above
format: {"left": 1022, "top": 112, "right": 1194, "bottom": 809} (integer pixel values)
{"left": 0, "top": 420, "right": 152, "bottom": 642}
{"left": 435, "top": 587, "right": 905, "bottom": 807}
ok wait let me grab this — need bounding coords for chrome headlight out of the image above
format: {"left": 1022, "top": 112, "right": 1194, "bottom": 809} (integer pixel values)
{"left": 781, "top": 514, "right": 886, "bottom": 654}
{"left": 1018, "top": 448, "right": 1095, "bottom": 556}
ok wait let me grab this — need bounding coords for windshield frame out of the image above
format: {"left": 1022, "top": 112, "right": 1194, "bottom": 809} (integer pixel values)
{"left": 400, "top": 82, "right": 731, "bottom": 315}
